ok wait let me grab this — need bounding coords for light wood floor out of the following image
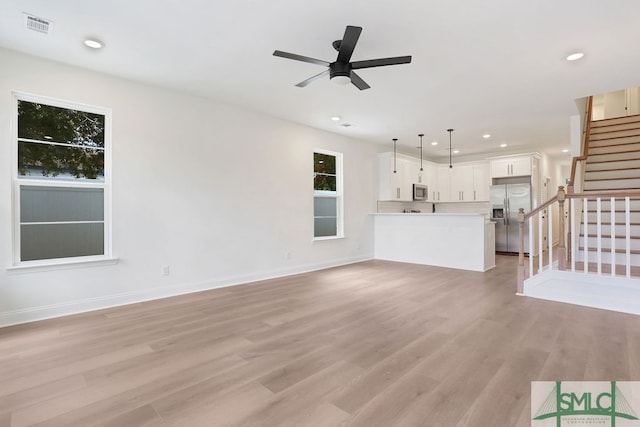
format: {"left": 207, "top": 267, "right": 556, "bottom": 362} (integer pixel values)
{"left": 2, "top": 255, "right": 640, "bottom": 426}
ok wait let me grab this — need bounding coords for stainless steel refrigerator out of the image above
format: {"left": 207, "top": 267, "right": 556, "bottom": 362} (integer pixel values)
{"left": 490, "top": 182, "right": 532, "bottom": 253}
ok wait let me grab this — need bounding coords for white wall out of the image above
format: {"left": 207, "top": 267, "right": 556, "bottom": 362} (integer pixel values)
{"left": 0, "top": 48, "right": 379, "bottom": 326}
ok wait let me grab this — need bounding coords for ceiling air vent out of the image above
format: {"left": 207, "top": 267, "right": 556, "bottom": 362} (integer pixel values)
{"left": 23, "top": 13, "right": 54, "bottom": 34}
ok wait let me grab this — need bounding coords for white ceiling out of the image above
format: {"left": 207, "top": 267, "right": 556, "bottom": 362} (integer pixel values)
{"left": 1, "top": 0, "right": 639, "bottom": 161}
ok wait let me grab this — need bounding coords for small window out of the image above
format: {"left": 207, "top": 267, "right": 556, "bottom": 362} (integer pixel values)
{"left": 13, "top": 94, "right": 111, "bottom": 264}
{"left": 313, "top": 150, "right": 343, "bottom": 239}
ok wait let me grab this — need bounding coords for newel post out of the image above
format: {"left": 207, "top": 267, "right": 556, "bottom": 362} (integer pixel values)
{"left": 566, "top": 183, "right": 573, "bottom": 263}
{"left": 517, "top": 207, "right": 525, "bottom": 294}
{"left": 557, "top": 186, "right": 566, "bottom": 270}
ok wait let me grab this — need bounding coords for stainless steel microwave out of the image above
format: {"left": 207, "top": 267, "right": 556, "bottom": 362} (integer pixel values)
{"left": 413, "top": 184, "right": 428, "bottom": 201}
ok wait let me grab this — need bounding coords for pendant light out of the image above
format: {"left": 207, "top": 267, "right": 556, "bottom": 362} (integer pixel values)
{"left": 392, "top": 138, "right": 398, "bottom": 173}
{"left": 447, "top": 128, "right": 454, "bottom": 169}
{"left": 418, "top": 133, "right": 424, "bottom": 171}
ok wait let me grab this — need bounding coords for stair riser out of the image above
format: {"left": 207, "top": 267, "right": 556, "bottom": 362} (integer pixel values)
{"left": 577, "top": 238, "right": 640, "bottom": 251}
{"left": 582, "top": 212, "right": 640, "bottom": 223}
{"left": 583, "top": 179, "right": 640, "bottom": 191}
{"left": 585, "top": 169, "right": 640, "bottom": 180}
{"left": 591, "top": 115, "right": 640, "bottom": 128}
{"left": 589, "top": 135, "right": 640, "bottom": 147}
{"left": 587, "top": 152, "right": 640, "bottom": 162}
{"left": 589, "top": 142, "right": 640, "bottom": 155}
{"left": 582, "top": 202, "right": 640, "bottom": 212}
{"left": 586, "top": 159, "right": 640, "bottom": 171}
{"left": 574, "top": 252, "right": 640, "bottom": 266}
{"left": 580, "top": 224, "right": 640, "bottom": 235}
{"left": 591, "top": 122, "right": 640, "bottom": 135}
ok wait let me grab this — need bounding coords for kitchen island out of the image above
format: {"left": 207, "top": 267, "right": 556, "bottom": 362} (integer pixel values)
{"left": 373, "top": 213, "right": 495, "bottom": 272}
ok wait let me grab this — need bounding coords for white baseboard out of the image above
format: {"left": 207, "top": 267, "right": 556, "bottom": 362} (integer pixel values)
{"left": 0, "top": 255, "right": 373, "bottom": 328}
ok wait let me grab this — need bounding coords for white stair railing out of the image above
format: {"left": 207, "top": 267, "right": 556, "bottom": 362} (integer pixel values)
{"left": 517, "top": 186, "right": 640, "bottom": 293}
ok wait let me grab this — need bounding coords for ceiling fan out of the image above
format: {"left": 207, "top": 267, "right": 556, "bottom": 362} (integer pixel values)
{"left": 273, "top": 25, "right": 412, "bottom": 90}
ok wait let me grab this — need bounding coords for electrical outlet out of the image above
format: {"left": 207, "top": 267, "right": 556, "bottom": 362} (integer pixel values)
{"left": 161, "top": 265, "right": 170, "bottom": 276}
{"left": 285, "top": 251, "right": 291, "bottom": 260}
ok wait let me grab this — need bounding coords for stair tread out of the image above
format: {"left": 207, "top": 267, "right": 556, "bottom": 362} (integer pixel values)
{"left": 577, "top": 247, "right": 640, "bottom": 254}
{"left": 583, "top": 188, "right": 640, "bottom": 192}
{"left": 580, "top": 234, "right": 640, "bottom": 239}
{"left": 584, "top": 176, "right": 640, "bottom": 181}
{"left": 583, "top": 221, "right": 640, "bottom": 225}
{"left": 584, "top": 209, "right": 640, "bottom": 212}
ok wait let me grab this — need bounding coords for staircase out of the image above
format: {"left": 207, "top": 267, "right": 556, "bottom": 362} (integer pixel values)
{"left": 520, "top": 107, "right": 640, "bottom": 315}
{"left": 584, "top": 114, "right": 640, "bottom": 190}
{"left": 578, "top": 114, "right": 640, "bottom": 265}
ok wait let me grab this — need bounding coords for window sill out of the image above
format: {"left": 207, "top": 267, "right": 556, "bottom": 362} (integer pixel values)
{"left": 6, "top": 256, "right": 119, "bottom": 274}
{"left": 313, "top": 235, "right": 345, "bottom": 242}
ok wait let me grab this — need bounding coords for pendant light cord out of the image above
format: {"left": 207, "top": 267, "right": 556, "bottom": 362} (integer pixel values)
{"left": 447, "top": 129, "right": 454, "bottom": 169}
{"left": 392, "top": 138, "right": 398, "bottom": 173}
{"left": 418, "top": 134, "right": 424, "bottom": 171}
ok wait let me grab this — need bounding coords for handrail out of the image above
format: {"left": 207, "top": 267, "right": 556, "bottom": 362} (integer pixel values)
{"left": 523, "top": 195, "right": 558, "bottom": 221}
{"left": 583, "top": 95, "right": 593, "bottom": 158}
{"left": 568, "top": 96, "right": 593, "bottom": 187}
{"left": 568, "top": 156, "right": 587, "bottom": 187}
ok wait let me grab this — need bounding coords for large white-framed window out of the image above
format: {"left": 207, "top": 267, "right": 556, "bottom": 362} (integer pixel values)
{"left": 11, "top": 92, "right": 112, "bottom": 267}
{"left": 313, "top": 149, "right": 343, "bottom": 239}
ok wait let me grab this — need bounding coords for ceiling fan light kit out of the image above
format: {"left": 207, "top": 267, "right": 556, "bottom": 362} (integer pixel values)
{"left": 274, "top": 25, "right": 412, "bottom": 90}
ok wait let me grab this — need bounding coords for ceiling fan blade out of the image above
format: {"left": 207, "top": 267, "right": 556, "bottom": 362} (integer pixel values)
{"left": 273, "top": 50, "right": 330, "bottom": 67}
{"left": 351, "top": 56, "right": 412, "bottom": 70}
{"left": 336, "top": 26, "right": 362, "bottom": 63}
{"left": 295, "top": 69, "right": 330, "bottom": 87}
{"left": 350, "top": 71, "right": 370, "bottom": 90}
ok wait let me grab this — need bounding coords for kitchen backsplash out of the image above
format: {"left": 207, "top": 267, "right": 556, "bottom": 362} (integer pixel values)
{"left": 376, "top": 200, "right": 490, "bottom": 217}
{"left": 435, "top": 202, "right": 490, "bottom": 216}
{"left": 376, "top": 200, "right": 434, "bottom": 213}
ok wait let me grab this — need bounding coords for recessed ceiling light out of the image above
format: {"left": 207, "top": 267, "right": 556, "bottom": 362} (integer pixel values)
{"left": 500, "top": 143, "right": 507, "bottom": 148}
{"left": 453, "top": 149, "right": 460, "bottom": 154}
{"left": 562, "top": 149, "right": 569, "bottom": 153}
{"left": 566, "top": 52, "right": 584, "bottom": 61}
{"left": 431, "top": 141, "right": 438, "bottom": 146}
{"left": 84, "top": 38, "right": 104, "bottom": 49}
{"left": 482, "top": 134, "right": 491, "bottom": 139}
{"left": 330, "top": 116, "right": 341, "bottom": 121}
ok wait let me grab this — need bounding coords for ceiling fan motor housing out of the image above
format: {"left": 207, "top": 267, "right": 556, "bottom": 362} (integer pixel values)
{"left": 330, "top": 62, "right": 351, "bottom": 80}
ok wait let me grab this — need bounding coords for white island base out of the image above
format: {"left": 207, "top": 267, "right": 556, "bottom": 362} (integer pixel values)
{"left": 373, "top": 213, "right": 495, "bottom": 272}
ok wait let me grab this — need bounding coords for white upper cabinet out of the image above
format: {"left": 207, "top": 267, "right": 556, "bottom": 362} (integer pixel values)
{"left": 473, "top": 163, "right": 490, "bottom": 201}
{"left": 435, "top": 166, "right": 451, "bottom": 202}
{"left": 378, "top": 153, "right": 423, "bottom": 201}
{"left": 450, "top": 164, "right": 474, "bottom": 201}
{"left": 446, "top": 162, "right": 490, "bottom": 202}
{"left": 378, "top": 152, "right": 490, "bottom": 202}
{"left": 405, "top": 157, "right": 424, "bottom": 186}
{"left": 423, "top": 163, "right": 438, "bottom": 201}
{"left": 490, "top": 155, "right": 532, "bottom": 178}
